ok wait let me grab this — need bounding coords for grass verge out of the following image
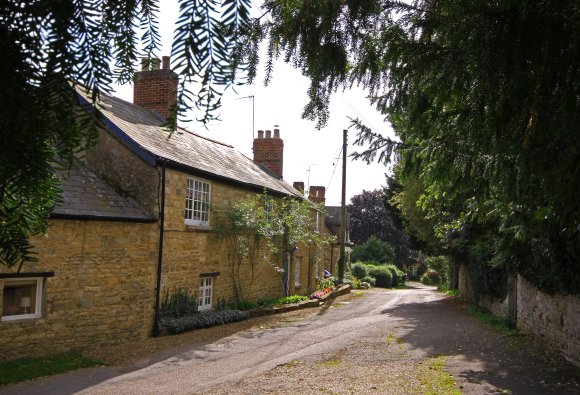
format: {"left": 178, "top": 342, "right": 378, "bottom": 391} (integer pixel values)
{"left": 467, "top": 305, "right": 524, "bottom": 337}
{"left": 417, "top": 356, "right": 461, "bottom": 395}
{"left": 0, "top": 352, "right": 102, "bottom": 386}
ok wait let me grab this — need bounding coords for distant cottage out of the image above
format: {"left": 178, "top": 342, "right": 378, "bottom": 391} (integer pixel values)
{"left": 0, "top": 57, "right": 336, "bottom": 360}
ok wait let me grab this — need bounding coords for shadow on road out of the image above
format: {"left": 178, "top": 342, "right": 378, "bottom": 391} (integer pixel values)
{"left": 380, "top": 295, "right": 580, "bottom": 394}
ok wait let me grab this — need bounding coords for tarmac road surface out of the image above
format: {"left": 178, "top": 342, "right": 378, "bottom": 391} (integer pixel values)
{"left": 1, "top": 283, "right": 579, "bottom": 394}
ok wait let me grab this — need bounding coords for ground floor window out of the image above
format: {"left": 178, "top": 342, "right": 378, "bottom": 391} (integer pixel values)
{"left": 295, "top": 256, "right": 302, "bottom": 287}
{"left": 314, "top": 258, "right": 319, "bottom": 280}
{"left": 198, "top": 277, "right": 213, "bottom": 311}
{"left": 2, "top": 278, "right": 43, "bottom": 321}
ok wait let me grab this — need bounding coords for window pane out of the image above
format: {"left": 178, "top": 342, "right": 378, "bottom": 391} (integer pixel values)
{"left": 2, "top": 280, "right": 37, "bottom": 316}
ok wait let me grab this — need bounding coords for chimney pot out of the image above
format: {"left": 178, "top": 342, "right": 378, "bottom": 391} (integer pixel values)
{"left": 254, "top": 126, "right": 284, "bottom": 179}
{"left": 162, "top": 56, "right": 170, "bottom": 70}
{"left": 134, "top": 55, "right": 178, "bottom": 120}
{"left": 274, "top": 128, "right": 280, "bottom": 138}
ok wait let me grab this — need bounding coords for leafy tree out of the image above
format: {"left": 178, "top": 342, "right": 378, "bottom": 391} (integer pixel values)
{"left": 255, "top": 0, "right": 580, "bottom": 294}
{"left": 351, "top": 236, "right": 394, "bottom": 264}
{"left": 348, "top": 189, "right": 391, "bottom": 245}
{"left": 1, "top": 0, "right": 253, "bottom": 269}
{"left": 348, "top": 188, "right": 417, "bottom": 265}
{"left": 389, "top": 171, "right": 439, "bottom": 251}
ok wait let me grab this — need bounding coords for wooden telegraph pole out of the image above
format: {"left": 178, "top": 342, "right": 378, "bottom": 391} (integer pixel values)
{"left": 338, "top": 129, "right": 347, "bottom": 283}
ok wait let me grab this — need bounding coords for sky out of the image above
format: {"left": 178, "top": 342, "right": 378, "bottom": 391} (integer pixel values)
{"left": 113, "top": 2, "right": 396, "bottom": 206}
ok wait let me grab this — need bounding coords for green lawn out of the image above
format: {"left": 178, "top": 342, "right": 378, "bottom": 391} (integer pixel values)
{"left": 0, "top": 352, "right": 102, "bottom": 385}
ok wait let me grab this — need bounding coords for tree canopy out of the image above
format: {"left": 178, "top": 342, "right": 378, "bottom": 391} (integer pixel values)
{"left": 256, "top": 0, "right": 580, "bottom": 294}
{"left": 347, "top": 189, "right": 416, "bottom": 265}
{"left": 3, "top": 0, "right": 580, "bottom": 296}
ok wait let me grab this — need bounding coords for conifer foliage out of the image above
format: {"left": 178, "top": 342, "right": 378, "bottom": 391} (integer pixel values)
{"left": 256, "top": 0, "right": 580, "bottom": 293}
{"left": 0, "top": 0, "right": 252, "bottom": 269}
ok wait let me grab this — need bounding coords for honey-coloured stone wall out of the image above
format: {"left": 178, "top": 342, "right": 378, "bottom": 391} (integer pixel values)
{"left": 160, "top": 169, "right": 299, "bottom": 303}
{"left": 0, "top": 220, "right": 158, "bottom": 361}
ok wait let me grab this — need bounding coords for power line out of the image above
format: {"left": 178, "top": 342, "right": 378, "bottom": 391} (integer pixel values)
{"left": 326, "top": 144, "right": 343, "bottom": 191}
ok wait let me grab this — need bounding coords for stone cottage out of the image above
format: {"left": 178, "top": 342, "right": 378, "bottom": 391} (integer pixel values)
{"left": 0, "top": 57, "right": 329, "bottom": 360}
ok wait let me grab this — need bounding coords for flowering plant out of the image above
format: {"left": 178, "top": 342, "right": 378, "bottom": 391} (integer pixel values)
{"left": 310, "top": 287, "right": 333, "bottom": 299}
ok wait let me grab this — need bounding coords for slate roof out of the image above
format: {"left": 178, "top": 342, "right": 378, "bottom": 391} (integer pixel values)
{"left": 78, "top": 88, "right": 302, "bottom": 198}
{"left": 324, "top": 206, "right": 353, "bottom": 245}
{"left": 324, "top": 206, "right": 351, "bottom": 228}
{"left": 52, "top": 162, "right": 154, "bottom": 221}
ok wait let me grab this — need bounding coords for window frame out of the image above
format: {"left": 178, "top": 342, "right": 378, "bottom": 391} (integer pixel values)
{"left": 1, "top": 277, "right": 43, "bottom": 322}
{"left": 184, "top": 177, "right": 211, "bottom": 226}
{"left": 198, "top": 276, "right": 213, "bottom": 311}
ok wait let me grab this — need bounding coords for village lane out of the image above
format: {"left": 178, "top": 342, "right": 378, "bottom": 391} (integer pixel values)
{"left": 2, "top": 283, "right": 579, "bottom": 394}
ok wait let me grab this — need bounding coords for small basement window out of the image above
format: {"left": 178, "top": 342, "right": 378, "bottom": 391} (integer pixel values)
{"left": 2, "top": 278, "right": 43, "bottom": 321}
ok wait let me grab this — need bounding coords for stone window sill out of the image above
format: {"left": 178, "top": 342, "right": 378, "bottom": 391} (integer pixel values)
{"left": 185, "top": 225, "right": 213, "bottom": 232}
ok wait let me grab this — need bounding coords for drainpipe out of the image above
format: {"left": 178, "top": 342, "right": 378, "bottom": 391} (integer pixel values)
{"left": 152, "top": 159, "right": 167, "bottom": 337}
{"left": 283, "top": 253, "right": 290, "bottom": 297}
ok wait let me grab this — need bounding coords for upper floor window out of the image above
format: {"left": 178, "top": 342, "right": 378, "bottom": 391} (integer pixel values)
{"left": 2, "top": 278, "right": 43, "bottom": 321}
{"left": 185, "top": 178, "right": 211, "bottom": 226}
{"left": 264, "top": 197, "right": 273, "bottom": 222}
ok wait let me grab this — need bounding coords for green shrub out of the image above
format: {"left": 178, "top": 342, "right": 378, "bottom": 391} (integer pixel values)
{"left": 160, "top": 289, "right": 198, "bottom": 319}
{"left": 317, "top": 278, "right": 334, "bottom": 290}
{"left": 421, "top": 270, "right": 440, "bottom": 285}
{"left": 362, "top": 276, "right": 376, "bottom": 286}
{"left": 351, "top": 277, "right": 362, "bottom": 289}
{"left": 232, "top": 295, "right": 308, "bottom": 310}
{"left": 350, "top": 262, "right": 369, "bottom": 280}
{"left": 424, "top": 256, "right": 452, "bottom": 285}
{"left": 351, "top": 236, "right": 395, "bottom": 263}
{"left": 368, "top": 266, "right": 393, "bottom": 288}
{"left": 385, "top": 264, "right": 405, "bottom": 286}
{"left": 276, "top": 295, "right": 308, "bottom": 304}
{"left": 160, "top": 309, "right": 248, "bottom": 333}
{"left": 228, "top": 300, "right": 260, "bottom": 310}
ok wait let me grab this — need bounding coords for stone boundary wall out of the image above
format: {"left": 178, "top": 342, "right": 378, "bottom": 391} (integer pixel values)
{"left": 517, "top": 276, "right": 580, "bottom": 367}
{"left": 458, "top": 265, "right": 580, "bottom": 367}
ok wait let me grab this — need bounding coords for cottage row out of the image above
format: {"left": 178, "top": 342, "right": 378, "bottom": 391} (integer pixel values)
{"left": 0, "top": 57, "right": 351, "bottom": 361}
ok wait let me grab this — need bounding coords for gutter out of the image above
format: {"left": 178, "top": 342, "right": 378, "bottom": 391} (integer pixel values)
{"left": 152, "top": 159, "right": 167, "bottom": 337}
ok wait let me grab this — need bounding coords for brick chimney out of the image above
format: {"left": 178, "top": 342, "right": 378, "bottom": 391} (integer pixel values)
{"left": 293, "top": 182, "right": 305, "bottom": 194}
{"left": 308, "top": 186, "right": 326, "bottom": 204}
{"left": 133, "top": 56, "right": 178, "bottom": 120}
{"left": 253, "top": 126, "right": 284, "bottom": 179}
